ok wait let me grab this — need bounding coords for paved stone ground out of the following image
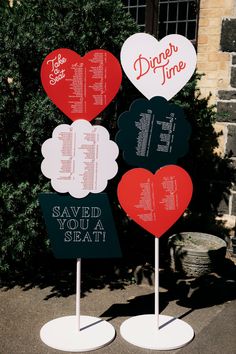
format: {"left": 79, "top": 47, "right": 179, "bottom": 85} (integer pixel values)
{"left": 0, "top": 271, "right": 236, "bottom": 354}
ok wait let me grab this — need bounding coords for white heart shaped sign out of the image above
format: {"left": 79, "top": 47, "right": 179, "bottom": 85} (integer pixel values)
{"left": 120, "top": 33, "right": 197, "bottom": 100}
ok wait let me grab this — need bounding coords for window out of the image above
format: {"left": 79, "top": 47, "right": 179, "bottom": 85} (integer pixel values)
{"left": 122, "top": 0, "right": 199, "bottom": 44}
{"left": 123, "top": 0, "right": 147, "bottom": 31}
{"left": 158, "top": 0, "right": 198, "bottom": 43}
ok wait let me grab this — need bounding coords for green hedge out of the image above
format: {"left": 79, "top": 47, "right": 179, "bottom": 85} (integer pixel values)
{"left": 0, "top": 0, "right": 138, "bottom": 274}
{"left": 0, "top": 0, "right": 234, "bottom": 277}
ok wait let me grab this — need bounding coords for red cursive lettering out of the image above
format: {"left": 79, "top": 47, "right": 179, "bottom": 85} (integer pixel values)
{"left": 133, "top": 42, "right": 186, "bottom": 85}
{"left": 134, "top": 54, "right": 150, "bottom": 80}
{"left": 153, "top": 60, "right": 170, "bottom": 85}
{"left": 165, "top": 61, "right": 186, "bottom": 82}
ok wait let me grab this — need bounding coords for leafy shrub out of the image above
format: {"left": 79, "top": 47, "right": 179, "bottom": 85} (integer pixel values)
{"left": 0, "top": 0, "right": 138, "bottom": 275}
{"left": 1, "top": 0, "right": 234, "bottom": 279}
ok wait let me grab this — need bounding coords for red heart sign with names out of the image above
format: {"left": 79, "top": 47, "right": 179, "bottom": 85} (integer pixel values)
{"left": 41, "top": 48, "right": 122, "bottom": 121}
{"left": 117, "top": 165, "right": 193, "bottom": 237}
{"left": 120, "top": 33, "right": 197, "bottom": 100}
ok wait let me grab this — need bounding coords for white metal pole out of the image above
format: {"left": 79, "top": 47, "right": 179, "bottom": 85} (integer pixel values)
{"left": 155, "top": 237, "right": 159, "bottom": 331}
{"left": 76, "top": 258, "right": 81, "bottom": 332}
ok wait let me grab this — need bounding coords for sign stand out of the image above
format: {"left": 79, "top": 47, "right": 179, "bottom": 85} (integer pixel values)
{"left": 120, "top": 238, "right": 194, "bottom": 350}
{"left": 40, "top": 258, "right": 115, "bottom": 352}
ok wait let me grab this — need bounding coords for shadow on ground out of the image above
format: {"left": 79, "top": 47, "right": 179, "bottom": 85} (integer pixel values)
{"left": 1, "top": 254, "right": 236, "bottom": 310}
{"left": 161, "top": 256, "right": 236, "bottom": 309}
{"left": 0, "top": 258, "right": 134, "bottom": 299}
{"left": 98, "top": 260, "right": 236, "bottom": 322}
{"left": 100, "top": 292, "right": 168, "bottom": 320}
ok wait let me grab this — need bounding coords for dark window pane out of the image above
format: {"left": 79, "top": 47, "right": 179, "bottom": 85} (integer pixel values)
{"left": 187, "top": 21, "right": 196, "bottom": 39}
{"left": 129, "top": 7, "right": 137, "bottom": 21}
{"left": 130, "top": 0, "right": 138, "bottom": 6}
{"left": 188, "top": 1, "right": 197, "bottom": 20}
{"left": 159, "top": 3, "right": 167, "bottom": 22}
{"left": 159, "top": 23, "right": 167, "bottom": 38}
{"left": 169, "top": 3, "right": 177, "bottom": 21}
{"left": 178, "top": 21, "right": 186, "bottom": 36}
{"left": 122, "top": 0, "right": 129, "bottom": 6}
{"left": 139, "top": 0, "right": 146, "bottom": 5}
{"left": 138, "top": 7, "right": 146, "bottom": 25}
{"left": 178, "top": 2, "right": 187, "bottom": 20}
{"left": 167, "top": 22, "right": 176, "bottom": 34}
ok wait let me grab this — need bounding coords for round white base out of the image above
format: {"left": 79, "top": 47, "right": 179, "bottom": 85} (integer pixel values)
{"left": 120, "top": 314, "right": 194, "bottom": 350}
{"left": 40, "top": 315, "right": 115, "bottom": 352}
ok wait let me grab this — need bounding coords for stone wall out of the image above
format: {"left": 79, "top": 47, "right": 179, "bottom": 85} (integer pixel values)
{"left": 217, "top": 17, "right": 236, "bottom": 222}
{"left": 197, "top": 0, "right": 234, "bottom": 104}
{"left": 197, "top": 0, "right": 236, "bottom": 228}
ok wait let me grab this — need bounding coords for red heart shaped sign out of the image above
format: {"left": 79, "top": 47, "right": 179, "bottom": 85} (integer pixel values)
{"left": 41, "top": 48, "right": 122, "bottom": 121}
{"left": 117, "top": 166, "right": 193, "bottom": 237}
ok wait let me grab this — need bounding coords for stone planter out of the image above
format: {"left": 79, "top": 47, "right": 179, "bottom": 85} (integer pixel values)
{"left": 168, "top": 232, "right": 227, "bottom": 278}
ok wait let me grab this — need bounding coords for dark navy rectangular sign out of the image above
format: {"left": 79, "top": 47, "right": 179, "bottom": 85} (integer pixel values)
{"left": 39, "top": 193, "right": 122, "bottom": 259}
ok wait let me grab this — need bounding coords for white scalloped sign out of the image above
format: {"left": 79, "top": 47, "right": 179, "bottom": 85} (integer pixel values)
{"left": 41, "top": 120, "right": 119, "bottom": 198}
{"left": 120, "top": 33, "right": 197, "bottom": 100}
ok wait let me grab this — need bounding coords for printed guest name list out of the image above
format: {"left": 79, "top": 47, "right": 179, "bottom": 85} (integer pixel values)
{"left": 46, "top": 51, "right": 107, "bottom": 115}
{"left": 58, "top": 127, "right": 99, "bottom": 191}
{"left": 135, "top": 109, "right": 176, "bottom": 157}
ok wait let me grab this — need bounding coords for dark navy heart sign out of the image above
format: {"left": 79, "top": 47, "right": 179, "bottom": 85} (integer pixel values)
{"left": 116, "top": 96, "right": 191, "bottom": 172}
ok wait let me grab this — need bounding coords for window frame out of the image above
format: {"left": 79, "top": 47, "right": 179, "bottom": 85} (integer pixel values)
{"left": 123, "top": 0, "right": 199, "bottom": 45}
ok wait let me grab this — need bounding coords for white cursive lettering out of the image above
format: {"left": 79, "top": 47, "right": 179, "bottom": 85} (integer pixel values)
{"left": 47, "top": 53, "right": 67, "bottom": 85}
